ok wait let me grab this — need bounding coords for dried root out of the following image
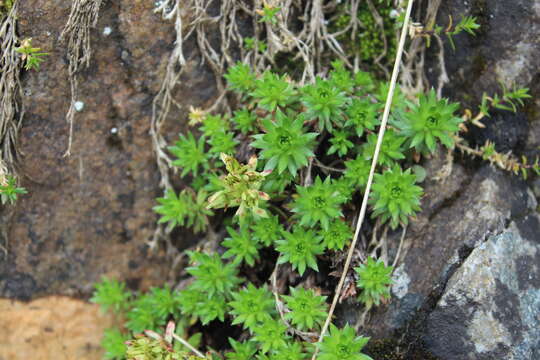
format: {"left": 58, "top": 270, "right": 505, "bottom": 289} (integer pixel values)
{"left": 0, "top": 2, "right": 23, "bottom": 169}
{"left": 400, "top": 0, "right": 444, "bottom": 96}
{"left": 60, "top": 0, "right": 103, "bottom": 156}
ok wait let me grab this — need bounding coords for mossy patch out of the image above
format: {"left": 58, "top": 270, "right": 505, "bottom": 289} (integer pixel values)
{"left": 0, "top": 0, "right": 14, "bottom": 18}
{"left": 331, "top": 0, "right": 398, "bottom": 74}
{"left": 365, "top": 338, "right": 440, "bottom": 360}
{"left": 470, "top": 0, "right": 490, "bottom": 36}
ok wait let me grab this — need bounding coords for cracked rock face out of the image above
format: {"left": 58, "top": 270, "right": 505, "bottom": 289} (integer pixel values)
{"left": 424, "top": 215, "right": 540, "bottom": 360}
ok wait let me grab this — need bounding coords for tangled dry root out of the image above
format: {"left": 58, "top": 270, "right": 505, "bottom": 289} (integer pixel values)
{"left": 0, "top": 2, "right": 23, "bottom": 169}
{"left": 60, "top": 0, "right": 103, "bottom": 157}
{"left": 400, "top": 0, "right": 445, "bottom": 97}
{"left": 0, "top": 2, "right": 24, "bottom": 257}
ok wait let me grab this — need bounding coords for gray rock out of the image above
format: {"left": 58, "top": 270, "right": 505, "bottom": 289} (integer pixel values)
{"left": 362, "top": 164, "right": 533, "bottom": 340}
{"left": 424, "top": 215, "right": 540, "bottom": 360}
{"left": 433, "top": 0, "right": 540, "bottom": 100}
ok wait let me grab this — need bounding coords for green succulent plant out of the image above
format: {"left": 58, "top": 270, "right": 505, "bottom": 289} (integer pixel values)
{"left": 252, "top": 319, "right": 289, "bottom": 353}
{"left": 146, "top": 286, "right": 183, "bottom": 320}
{"left": 319, "top": 218, "right": 353, "bottom": 251}
{"left": 91, "top": 277, "right": 131, "bottom": 314}
{"left": 328, "top": 60, "right": 355, "bottom": 93}
{"left": 15, "top": 38, "right": 48, "bottom": 71}
{"left": 257, "top": 3, "right": 281, "bottom": 24}
{"left": 225, "top": 63, "right": 257, "bottom": 94}
{"left": 0, "top": 175, "right": 27, "bottom": 204}
{"left": 95, "top": 55, "right": 484, "bottom": 359}
{"left": 345, "top": 98, "right": 380, "bottom": 137}
{"left": 196, "top": 294, "right": 228, "bottom": 324}
{"left": 222, "top": 226, "right": 261, "bottom": 266}
{"left": 186, "top": 251, "right": 242, "bottom": 297}
{"left": 370, "top": 165, "right": 423, "bottom": 229}
{"left": 251, "top": 71, "right": 297, "bottom": 111}
{"left": 290, "top": 176, "right": 346, "bottom": 230}
{"left": 283, "top": 287, "right": 328, "bottom": 331}
{"left": 327, "top": 130, "right": 354, "bottom": 157}
{"left": 271, "top": 342, "right": 307, "bottom": 360}
{"left": 397, "top": 89, "right": 462, "bottom": 154}
{"left": 208, "top": 131, "right": 238, "bottom": 156}
{"left": 153, "top": 189, "right": 212, "bottom": 233}
{"left": 177, "top": 286, "right": 206, "bottom": 317}
{"left": 251, "top": 110, "right": 318, "bottom": 176}
{"left": 232, "top": 109, "right": 258, "bottom": 134}
{"left": 318, "top": 324, "right": 372, "bottom": 360}
{"left": 361, "top": 130, "right": 406, "bottom": 167}
{"left": 276, "top": 226, "right": 324, "bottom": 275}
{"left": 168, "top": 132, "right": 210, "bottom": 177}
{"left": 354, "top": 257, "right": 394, "bottom": 309}
{"left": 251, "top": 214, "right": 284, "bottom": 246}
{"left": 101, "top": 328, "right": 127, "bottom": 360}
{"left": 343, "top": 155, "right": 371, "bottom": 189}
{"left": 301, "top": 77, "right": 349, "bottom": 131}
{"left": 201, "top": 114, "right": 231, "bottom": 138}
{"left": 229, "top": 283, "right": 276, "bottom": 330}
{"left": 331, "top": 177, "right": 356, "bottom": 202}
{"left": 126, "top": 293, "right": 163, "bottom": 333}
{"left": 226, "top": 338, "right": 258, "bottom": 360}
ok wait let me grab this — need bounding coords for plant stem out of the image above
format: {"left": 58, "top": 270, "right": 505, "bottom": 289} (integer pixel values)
{"left": 171, "top": 333, "right": 206, "bottom": 358}
{"left": 311, "top": 0, "right": 415, "bottom": 358}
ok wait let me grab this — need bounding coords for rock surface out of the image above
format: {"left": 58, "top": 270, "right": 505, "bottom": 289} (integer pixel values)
{"left": 361, "top": 163, "right": 534, "bottom": 338}
{"left": 0, "top": 1, "right": 217, "bottom": 299}
{"left": 0, "top": 296, "right": 117, "bottom": 360}
{"left": 424, "top": 216, "right": 540, "bottom": 360}
{"left": 434, "top": 0, "right": 540, "bottom": 101}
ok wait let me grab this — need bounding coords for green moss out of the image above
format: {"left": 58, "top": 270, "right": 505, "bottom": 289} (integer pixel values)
{"left": 364, "top": 338, "right": 440, "bottom": 360}
{"left": 0, "top": 0, "right": 14, "bottom": 18}
{"left": 273, "top": 51, "right": 306, "bottom": 79}
{"left": 331, "top": 0, "right": 397, "bottom": 73}
{"left": 471, "top": 0, "right": 490, "bottom": 35}
{"left": 471, "top": 54, "right": 487, "bottom": 76}
{"left": 364, "top": 339, "right": 402, "bottom": 360}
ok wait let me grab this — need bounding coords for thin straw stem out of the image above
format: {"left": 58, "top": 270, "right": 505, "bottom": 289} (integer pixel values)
{"left": 310, "top": 0, "right": 415, "bottom": 358}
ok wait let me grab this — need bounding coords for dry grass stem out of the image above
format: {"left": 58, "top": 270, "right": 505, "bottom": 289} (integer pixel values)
{"left": 311, "top": 0, "right": 415, "bottom": 357}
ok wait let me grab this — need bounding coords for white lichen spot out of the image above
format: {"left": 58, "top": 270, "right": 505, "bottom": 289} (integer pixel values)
{"left": 103, "top": 27, "right": 112, "bottom": 36}
{"left": 74, "top": 101, "right": 85, "bottom": 112}
{"left": 391, "top": 264, "right": 410, "bottom": 299}
{"left": 469, "top": 309, "right": 512, "bottom": 354}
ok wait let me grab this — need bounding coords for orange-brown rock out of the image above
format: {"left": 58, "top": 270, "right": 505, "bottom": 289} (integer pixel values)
{"left": 0, "top": 296, "right": 118, "bottom": 360}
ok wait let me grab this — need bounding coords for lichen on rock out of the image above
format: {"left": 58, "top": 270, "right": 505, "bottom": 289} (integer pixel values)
{"left": 424, "top": 216, "right": 540, "bottom": 359}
